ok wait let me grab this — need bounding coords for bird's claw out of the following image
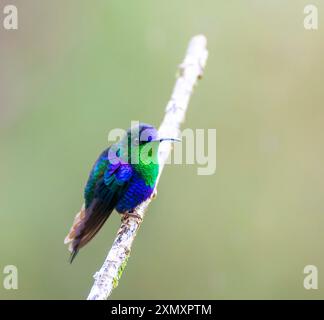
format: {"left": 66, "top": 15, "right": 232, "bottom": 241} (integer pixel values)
{"left": 122, "top": 211, "right": 142, "bottom": 222}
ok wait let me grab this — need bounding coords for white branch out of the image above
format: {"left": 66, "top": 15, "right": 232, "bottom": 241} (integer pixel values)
{"left": 87, "top": 35, "right": 208, "bottom": 300}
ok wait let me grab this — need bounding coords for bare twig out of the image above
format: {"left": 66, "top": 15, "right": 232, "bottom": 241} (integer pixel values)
{"left": 87, "top": 35, "right": 208, "bottom": 300}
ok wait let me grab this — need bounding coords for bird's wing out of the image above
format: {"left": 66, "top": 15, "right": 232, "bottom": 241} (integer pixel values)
{"left": 84, "top": 148, "right": 110, "bottom": 209}
{"left": 64, "top": 149, "right": 109, "bottom": 251}
{"left": 64, "top": 149, "right": 133, "bottom": 262}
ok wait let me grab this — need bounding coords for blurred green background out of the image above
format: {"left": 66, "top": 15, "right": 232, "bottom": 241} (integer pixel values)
{"left": 1, "top": 0, "right": 324, "bottom": 299}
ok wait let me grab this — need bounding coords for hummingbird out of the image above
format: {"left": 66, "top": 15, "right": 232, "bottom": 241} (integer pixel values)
{"left": 64, "top": 123, "right": 179, "bottom": 262}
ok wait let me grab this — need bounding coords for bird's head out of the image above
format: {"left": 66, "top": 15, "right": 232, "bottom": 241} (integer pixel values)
{"left": 117, "top": 123, "right": 180, "bottom": 165}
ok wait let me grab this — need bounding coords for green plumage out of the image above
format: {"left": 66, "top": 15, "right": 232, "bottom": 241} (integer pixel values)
{"left": 66, "top": 123, "right": 178, "bottom": 262}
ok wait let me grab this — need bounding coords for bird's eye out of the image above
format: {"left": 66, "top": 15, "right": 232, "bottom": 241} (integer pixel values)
{"left": 147, "top": 136, "right": 153, "bottom": 142}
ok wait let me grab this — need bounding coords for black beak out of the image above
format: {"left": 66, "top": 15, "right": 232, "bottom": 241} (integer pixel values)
{"left": 159, "top": 137, "right": 181, "bottom": 143}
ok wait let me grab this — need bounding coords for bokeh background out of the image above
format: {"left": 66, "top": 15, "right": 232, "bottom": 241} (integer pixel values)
{"left": 1, "top": 0, "right": 324, "bottom": 299}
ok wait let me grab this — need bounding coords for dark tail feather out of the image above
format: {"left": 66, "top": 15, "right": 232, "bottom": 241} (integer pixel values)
{"left": 65, "top": 177, "right": 126, "bottom": 263}
{"left": 68, "top": 199, "right": 115, "bottom": 263}
{"left": 69, "top": 249, "right": 79, "bottom": 264}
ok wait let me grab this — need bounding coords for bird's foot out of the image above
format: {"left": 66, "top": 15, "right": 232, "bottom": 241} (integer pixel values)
{"left": 122, "top": 211, "right": 143, "bottom": 222}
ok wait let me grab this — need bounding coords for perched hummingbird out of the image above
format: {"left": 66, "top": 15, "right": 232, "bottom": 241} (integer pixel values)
{"left": 65, "top": 123, "right": 178, "bottom": 262}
